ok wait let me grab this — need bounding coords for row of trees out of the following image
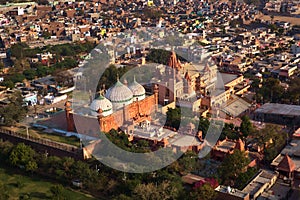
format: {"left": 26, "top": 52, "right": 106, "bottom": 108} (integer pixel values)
{"left": 0, "top": 57, "right": 78, "bottom": 89}
{"left": 253, "top": 77, "right": 300, "bottom": 105}
{"left": 0, "top": 138, "right": 216, "bottom": 199}
{"left": 10, "top": 42, "right": 96, "bottom": 60}
{"left": 1, "top": 41, "right": 96, "bottom": 89}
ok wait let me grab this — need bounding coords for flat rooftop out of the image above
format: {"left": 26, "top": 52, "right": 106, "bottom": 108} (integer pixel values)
{"left": 215, "top": 185, "right": 249, "bottom": 198}
{"left": 220, "top": 73, "right": 238, "bottom": 85}
{"left": 255, "top": 103, "right": 300, "bottom": 117}
{"left": 222, "top": 96, "right": 251, "bottom": 117}
{"left": 242, "top": 170, "right": 278, "bottom": 197}
{"left": 258, "top": 179, "right": 291, "bottom": 200}
{"left": 168, "top": 134, "right": 202, "bottom": 147}
{"left": 215, "top": 140, "right": 236, "bottom": 152}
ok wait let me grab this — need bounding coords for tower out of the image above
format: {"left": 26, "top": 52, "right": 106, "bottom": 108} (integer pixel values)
{"left": 153, "top": 84, "right": 159, "bottom": 112}
{"left": 65, "top": 100, "right": 75, "bottom": 132}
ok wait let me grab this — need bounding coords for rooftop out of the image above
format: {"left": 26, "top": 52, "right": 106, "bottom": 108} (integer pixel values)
{"left": 215, "top": 185, "right": 249, "bottom": 198}
{"left": 181, "top": 173, "right": 205, "bottom": 185}
{"left": 220, "top": 73, "right": 238, "bottom": 85}
{"left": 242, "top": 170, "right": 278, "bottom": 197}
{"left": 222, "top": 96, "right": 251, "bottom": 117}
{"left": 215, "top": 140, "right": 236, "bottom": 152}
{"left": 255, "top": 103, "right": 300, "bottom": 117}
{"left": 168, "top": 134, "right": 202, "bottom": 147}
{"left": 271, "top": 139, "right": 300, "bottom": 173}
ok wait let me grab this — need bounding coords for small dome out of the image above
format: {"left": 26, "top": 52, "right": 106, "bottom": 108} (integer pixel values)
{"left": 128, "top": 77, "right": 146, "bottom": 101}
{"left": 90, "top": 95, "right": 113, "bottom": 117}
{"left": 105, "top": 79, "right": 133, "bottom": 110}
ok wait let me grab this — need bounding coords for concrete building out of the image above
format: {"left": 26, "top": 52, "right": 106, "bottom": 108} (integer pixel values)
{"left": 241, "top": 170, "right": 278, "bottom": 200}
{"left": 215, "top": 185, "right": 250, "bottom": 200}
{"left": 254, "top": 103, "right": 300, "bottom": 126}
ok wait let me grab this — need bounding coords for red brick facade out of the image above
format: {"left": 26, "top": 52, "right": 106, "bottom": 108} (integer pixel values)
{"left": 65, "top": 92, "right": 158, "bottom": 133}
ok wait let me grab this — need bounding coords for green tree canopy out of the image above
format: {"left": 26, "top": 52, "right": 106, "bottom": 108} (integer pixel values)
{"left": 256, "top": 78, "right": 284, "bottom": 103}
{"left": 240, "top": 115, "right": 254, "bottom": 138}
{"left": 133, "top": 180, "right": 182, "bottom": 200}
{"left": 50, "top": 184, "right": 69, "bottom": 200}
{"left": 218, "top": 150, "right": 250, "bottom": 186}
{"left": 190, "top": 183, "right": 217, "bottom": 200}
{"left": 0, "top": 91, "right": 26, "bottom": 125}
{"left": 9, "top": 143, "right": 38, "bottom": 172}
{"left": 165, "top": 107, "right": 181, "bottom": 130}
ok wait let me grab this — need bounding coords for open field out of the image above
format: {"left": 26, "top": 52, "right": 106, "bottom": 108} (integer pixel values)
{"left": 258, "top": 14, "right": 300, "bottom": 26}
{"left": 0, "top": 166, "right": 95, "bottom": 200}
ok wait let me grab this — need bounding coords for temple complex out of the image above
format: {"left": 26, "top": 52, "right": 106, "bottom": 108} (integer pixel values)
{"left": 59, "top": 50, "right": 251, "bottom": 154}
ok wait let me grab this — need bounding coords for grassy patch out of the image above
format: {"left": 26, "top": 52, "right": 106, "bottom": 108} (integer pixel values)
{"left": 0, "top": 166, "right": 95, "bottom": 200}
{"left": 2, "top": 126, "right": 80, "bottom": 147}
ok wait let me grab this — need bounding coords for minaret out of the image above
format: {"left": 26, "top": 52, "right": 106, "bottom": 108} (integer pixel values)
{"left": 97, "top": 108, "right": 104, "bottom": 132}
{"left": 136, "top": 97, "right": 140, "bottom": 114}
{"left": 153, "top": 84, "right": 159, "bottom": 112}
{"left": 123, "top": 103, "right": 127, "bottom": 122}
{"left": 65, "top": 100, "right": 74, "bottom": 132}
{"left": 184, "top": 70, "right": 192, "bottom": 94}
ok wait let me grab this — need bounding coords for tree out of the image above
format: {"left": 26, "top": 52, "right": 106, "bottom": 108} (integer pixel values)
{"left": 287, "top": 77, "right": 300, "bottom": 104}
{"left": 166, "top": 107, "right": 181, "bottom": 130}
{"left": 198, "top": 117, "right": 209, "bottom": 136}
{"left": 235, "top": 167, "right": 258, "bottom": 190}
{"left": 133, "top": 182, "right": 158, "bottom": 200}
{"left": 36, "top": 66, "right": 50, "bottom": 77}
{"left": 53, "top": 70, "right": 74, "bottom": 88}
{"left": 220, "top": 123, "right": 240, "bottom": 140}
{"left": 218, "top": 150, "right": 250, "bottom": 186}
{"left": 50, "top": 185, "right": 68, "bottom": 200}
{"left": 190, "top": 183, "right": 217, "bottom": 200}
{"left": 9, "top": 143, "right": 38, "bottom": 172}
{"left": 133, "top": 180, "right": 181, "bottom": 200}
{"left": 97, "top": 64, "right": 133, "bottom": 90}
{"left": 0, "top": 141, "right": 13, "bottom": 162}
{"left": 0, "top": 91, "right": 26, "bottom": 125}
{"left": 255, "top": 125, "right": 287, "bottom": 163}
{"left": 146, "top": 49, "right": 172, "bottom": 65}
{"left": 258, "top": 78, "right": 284, "bottom": 103}
{"left": 7, "top": 73, "right": 26, "bottom": 83}
{"left": 177, "top": 151, "right": 197, "bottom": 175}
{"left": 13, "top": 59, "right": 30, "bottom": 71}
{"left": 0, "top": 80, "right": 14, "bottom": 89}
{"left": 240, "top": 115, "right": 254, "bottom": 138}
{"left": 0, "top": 182, "right": 9, "bottom": 200}
{"left": 23, "top": 69, "right": 37, "bottom": 80}
{"left": 10, "top": 43, "right": 28, "bottom": 59}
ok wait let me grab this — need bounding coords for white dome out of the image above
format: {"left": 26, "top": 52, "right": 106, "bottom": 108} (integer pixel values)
{"left": 105, "top": 79, "right": 133, "bottom": 110}
{"left": 128, "top": 77, "right": 146, "bottom": 101}
{"left": 90, "top": 95, "right": 113, "bottom": 117}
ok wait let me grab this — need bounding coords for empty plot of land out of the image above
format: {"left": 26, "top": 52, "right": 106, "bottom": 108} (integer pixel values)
{"left": 258, "top": 14, "right": 300, "bottom": 26}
